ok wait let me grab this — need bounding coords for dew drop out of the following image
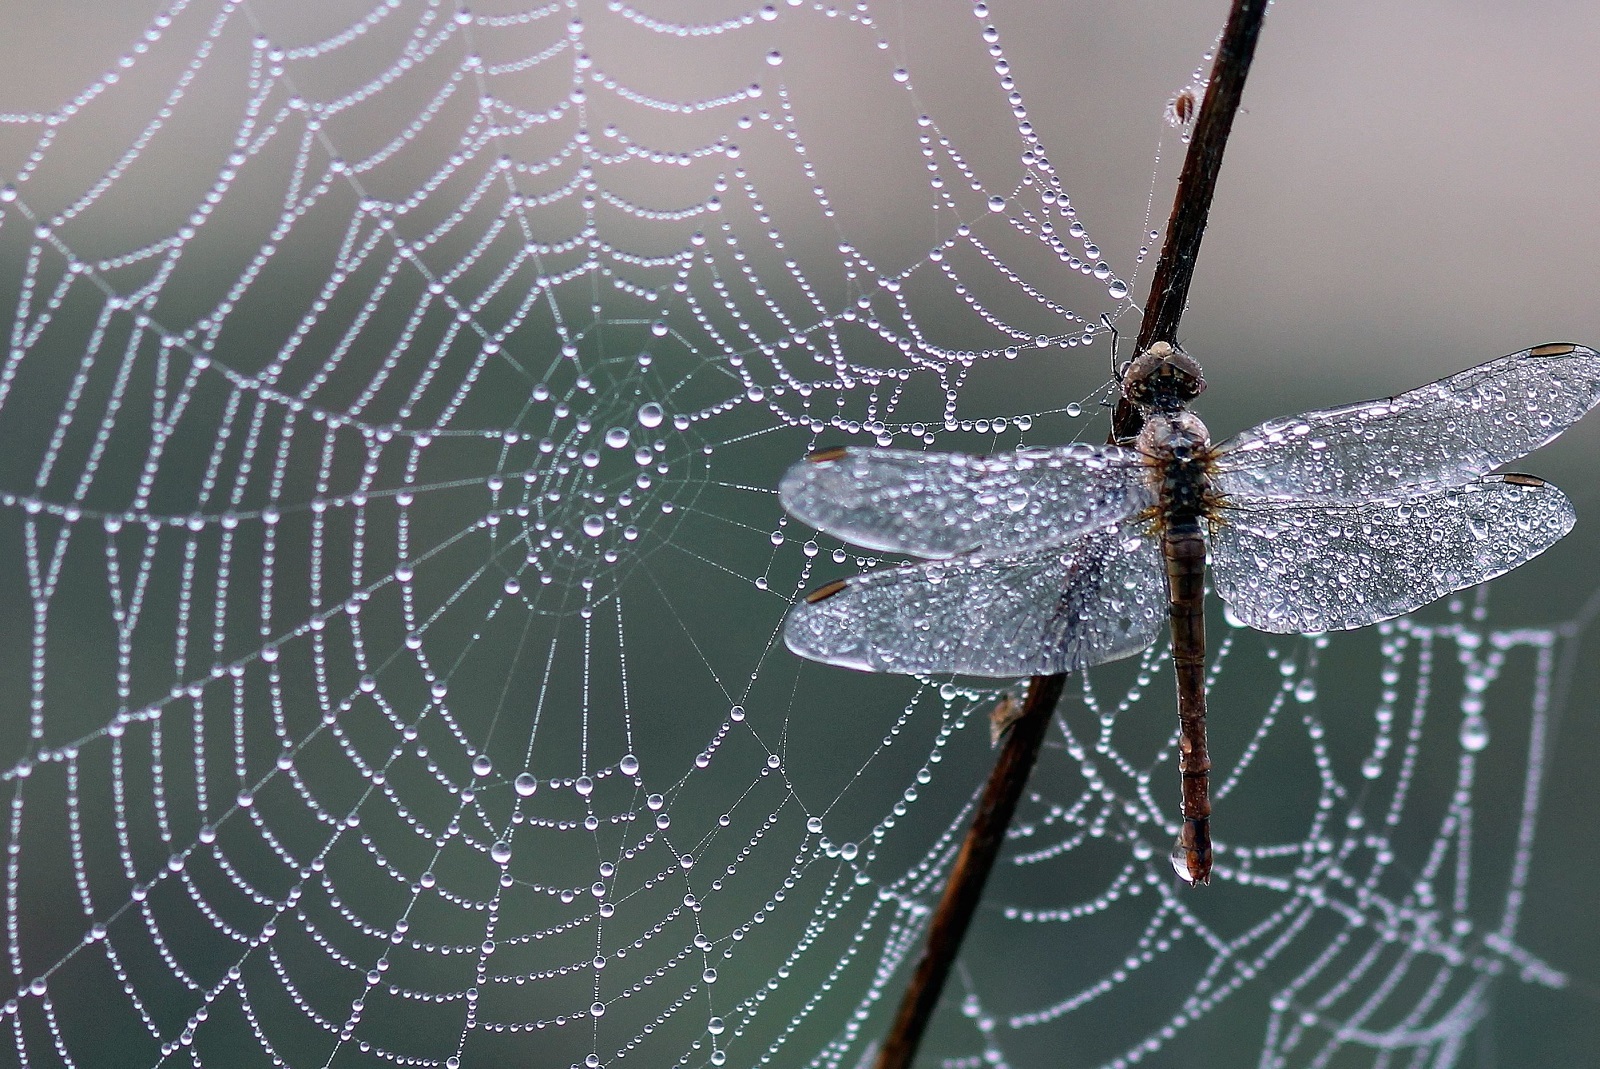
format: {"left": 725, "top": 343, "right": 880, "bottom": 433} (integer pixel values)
{"left": 514, "top": 773, "right": 538, "bottom": 796}
{"left": 637, "top": 402, "right": 664, "bottom": 428}
{"left": 583, "top": 515, "right": 605, "bottom": 537}
{"left": 987, "top": 195, "right": 1006, "bottom": 213}
{"left": 471, "top": 755, "right": 493, "bottom": 777}
{"left": 1108, "top": 279, "right": 1129, "bottom": 299}
{"left": 1459, "top": 716, "right": 1490, "bottom": 752}
{"left": 619, "top": 753, "right": 640, "bottom": 775}
{"left": 1066, "top": 402, "right": 1082, "bottom": 417}
{"left": 1294, "top": 678, "right": 1317, "bottom": 703}
{"left": 490, "top": 840, "right": 513, "bottom": 864}
{"left": 765, "top": 50, "right": 783, "bottom": 65}
{"left": 605, "top": 427, "right": 630, "bottom": 448}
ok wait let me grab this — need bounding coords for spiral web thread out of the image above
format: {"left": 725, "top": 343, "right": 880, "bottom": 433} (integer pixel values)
{"left": 0, "top": 2, "right": 1583, "bottom": 1068}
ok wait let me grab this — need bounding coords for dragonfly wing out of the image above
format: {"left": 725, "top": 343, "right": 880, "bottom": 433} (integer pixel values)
{"left": 1213, "top": 343, "right": 1600, "bottom": 503}
{"left": 1210, "top": 475, "right": 1575, "bottom": 634}
{"left": 780, "top": 444, "right": 1153, "bottom": 558}
{"left": 785, "top": 523, "right": 1166, "bottom": 677}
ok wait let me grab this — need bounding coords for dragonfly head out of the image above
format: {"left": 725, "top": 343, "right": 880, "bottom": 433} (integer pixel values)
{"left": 1124, "top": 341, "right": 1206, "bottom": 413}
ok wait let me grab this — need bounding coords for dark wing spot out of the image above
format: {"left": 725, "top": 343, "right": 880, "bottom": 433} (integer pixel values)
{"left": 804, "top": 579, "right": 850, "bottom": 604}
{"left": 806, "top": 446, "right": 849, "bottom": 463}
{"left": 1530, "top": 342, "right": 1578, "bottom": 357}
{"left": 1499, "top": 472, "right": 1546, "bottom": 487}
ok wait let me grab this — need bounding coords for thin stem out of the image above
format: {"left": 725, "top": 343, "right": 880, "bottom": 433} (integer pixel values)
{"left": 871, "top": 2, "right": 1270, "bottom": 1067}
{"left": 872, "top": 675, "right": 1066, "bottom": 1069}
{"left": 1112, "top": 0, "right": 1270, "bottom": 441}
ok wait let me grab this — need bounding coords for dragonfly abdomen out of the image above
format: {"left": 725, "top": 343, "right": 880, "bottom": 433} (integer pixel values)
{"left": 1163, "top": 518, "right": 1213, "bottom": 885}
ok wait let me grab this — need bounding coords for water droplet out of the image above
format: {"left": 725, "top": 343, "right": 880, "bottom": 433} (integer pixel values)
{"left": 490, "top": 841, "right": 513, "bottom": 864}
{"left": 651, "top": 321, "right": 668, "bottom": 336}
{"left": 806, "top": 816, "right": 823, "bottom": 833}
{"left": 575, "top": 775, "right": 594, "bottom": 796}
{"left": 1066, "top": 402, "right": 1082, "bottom": 417}
{"left": 514, "top": 773, "right": 538, "bottom": 796}
{"left": 637, "top": 402, "right": 664, "bottom": 428}
{"left": 1108, "top": 278, "right": 1128, "bottom": 299}
{"left": 1459, "top": 716, "right": 1490, "bottom": 752}
{"left": 1360, "top": 756, "right": 1383, "bottom": 780}
{"left": 987, "top": 195, "right": 1006, "bottom": 213}
{"left": 605, "top": 427, "right": 630, "bottom": 448}
{"left": 583, "top": 515, "right": 605, "bottom": 537}
{"left": 1294, "top": 678, "right": 1317, "bottom": 703}
{"left": 472, "top": 755, "right": 493, "bottom": 777}
{"left": 708, "top": 1016, "right": 726, "bottom": 1035}
{"left": 765, "top": 50, "right": 783, "bottom": 65}
{"left": 619, "top": 753, "right": 639, "bottom": 775}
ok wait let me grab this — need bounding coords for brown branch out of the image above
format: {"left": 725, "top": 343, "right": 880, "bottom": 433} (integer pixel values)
{"left": 1112, "top": 0, "right": 1270, "bottom": 442}
{"left": 872, "top": 675, "right": 1066, "bottom": 1069}
{"left": 871, "top": 3, "right": 1271, "bottom": 1068}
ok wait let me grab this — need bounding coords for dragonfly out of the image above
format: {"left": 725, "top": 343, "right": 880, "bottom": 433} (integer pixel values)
{"left": 781, "top": 341, "right": 1600, "bottom": 886}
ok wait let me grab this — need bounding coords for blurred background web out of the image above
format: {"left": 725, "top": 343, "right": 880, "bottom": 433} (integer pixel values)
{"left": 0, "top": 1, "right": 1597, "bottom": 1067}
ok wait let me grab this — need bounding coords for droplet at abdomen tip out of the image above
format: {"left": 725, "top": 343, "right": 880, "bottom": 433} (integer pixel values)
{"left": 1171, "top": 819, "right": 1213, "bottom": 886}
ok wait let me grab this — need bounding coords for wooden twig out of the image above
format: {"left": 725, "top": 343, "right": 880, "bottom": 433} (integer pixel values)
{"left": 871, "top": 3, "right": 1271, "bottom": 1067}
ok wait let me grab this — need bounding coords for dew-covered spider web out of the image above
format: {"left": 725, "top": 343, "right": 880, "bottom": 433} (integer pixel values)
{"left": 0, "top": 1, "right": 1593, "bottom": 1068}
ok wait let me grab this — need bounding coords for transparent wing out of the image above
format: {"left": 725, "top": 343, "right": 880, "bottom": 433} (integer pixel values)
{"left": 784, "top": 523, "right": 1165, "bottom": 677}
{"left": 779, "top": 444, "right": 1153, "bottom": 559}
{"left": 1213, "top": 343, "right": 1600, "bottom": 504}
{"left": 1210, "top": 475, "right": 1575, "bottom": 634}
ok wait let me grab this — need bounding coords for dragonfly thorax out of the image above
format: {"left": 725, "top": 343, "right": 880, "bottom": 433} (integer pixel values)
{"left": 1138, "top": 410, "right": 1214, "bottom": 525}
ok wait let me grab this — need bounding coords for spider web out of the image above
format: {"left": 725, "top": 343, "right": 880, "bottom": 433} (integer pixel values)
{"left": 0, "top": 2, "right": 1592, "bottom": 1068}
